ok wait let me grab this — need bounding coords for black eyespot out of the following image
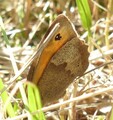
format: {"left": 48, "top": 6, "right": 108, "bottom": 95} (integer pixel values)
{"left": 55, "top": 33, "right": 62, "bottom": 41}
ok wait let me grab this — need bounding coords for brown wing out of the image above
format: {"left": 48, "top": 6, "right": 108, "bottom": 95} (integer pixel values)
{"left": 27, "top": 14, "right": 78, "bottom": 84}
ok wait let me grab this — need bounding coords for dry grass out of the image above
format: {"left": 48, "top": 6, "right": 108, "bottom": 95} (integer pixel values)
{"left": 0, "top": 0, "right": 113, "bottom": 120}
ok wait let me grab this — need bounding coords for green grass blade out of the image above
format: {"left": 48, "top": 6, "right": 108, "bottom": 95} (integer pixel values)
{"left": 0, "top": 78, "right": 15, "bottom": 117}
{"left": 0, "top": 16, "right": 10, "bottom": 45}
{"left": 76, "top": 0, "right": 92, "bottom": 32}
{"left": 34, "top": 85, "right": 45, "bottom": 120}
{"left": 0, "top": 16, "right": 18, "bottom": 73}
{"left": 27, "top": 84, "right": 38, "bottom": 120}
{"left": 27, "top": 83, "right": 45, "bottom": 120}
{"left": 109, "top": 107, "right": 113, "bottom": 120}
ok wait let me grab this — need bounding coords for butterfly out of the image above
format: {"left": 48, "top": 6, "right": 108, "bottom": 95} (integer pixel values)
{"left": 27, "top": 14, "right": 89, "bottom": 105}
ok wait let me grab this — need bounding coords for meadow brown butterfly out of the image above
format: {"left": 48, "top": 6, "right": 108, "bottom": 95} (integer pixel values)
{"left": 27, "top": 14, "right": 89, "bottom": 105}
